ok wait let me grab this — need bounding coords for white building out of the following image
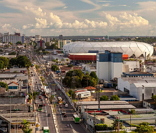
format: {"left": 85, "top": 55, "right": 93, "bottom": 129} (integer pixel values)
{"left": 63, "top": 41, "right": 153, "bottom": 58}
{"left": 96, "top": 51, "right": 123, "bottom": 81}
{"left": 123, "top": 60, "right": 140, "bottom": 72}
{"left": 58, "top": 40, "right": 71, "bottom": 49}
{"left": 2, "top": 34, "right": 22, "bottom": 44}
{"left": 35, "top": 35, "right": 41, "bottom": 42}
{"left": 118, "top": 77, "right": 156, "bottom": 101}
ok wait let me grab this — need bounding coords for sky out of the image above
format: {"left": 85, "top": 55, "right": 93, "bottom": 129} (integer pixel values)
{"left": 0, "top": 0, "right": 156, "bottom": 36}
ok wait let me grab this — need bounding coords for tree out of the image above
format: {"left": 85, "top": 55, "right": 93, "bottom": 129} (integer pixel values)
{"left": 16, "top": 56, "right": 31, "bottom": 68}
{"left": 8, "top": 52, "right": 16, "bottom": 55}
{"left": 135, "top": 122, "right": 154, "bottom": 133}
{"left": 110, "top": 95, "right": 120, "bottom": 101}
{"left": 112, "top": 118, "right": 123, "bottom": 131}
{"left": 51, "top": 65, "right": 59, "bottom": 72}
{"left": 151, "top": 95, "right": 156, "bottom": 103}
{"left": 9, "top": 58, "right": 17, "bottom": 67}
{"left": 100, "top": 95, "right": 109, "bottom": 101}
{"left": 0, "top": 82, "right": 8, "bottom": 90}
{"left": 0, "top": 57, "right": 9, "bottom": 69}
{"left": 21, "top": 120, "right": 32, "bottom": 133}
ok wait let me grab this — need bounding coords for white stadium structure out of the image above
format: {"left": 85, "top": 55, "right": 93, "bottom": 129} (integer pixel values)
{"left": 63, "top": 41, "right": 153, "bottom": 58}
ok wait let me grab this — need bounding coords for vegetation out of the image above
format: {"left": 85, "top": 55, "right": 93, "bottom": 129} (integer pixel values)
{"left": 112, "top": 118, "right": 123, "bottom": 131}
{"left": 110, "top": 95, "right": 120, "bottom": 101}
{"left": 135, "top": 122, "right": 154, "bottom": 133}
{"left": 51, "top": 65, "right": 59, "bottom": 72}
{"left": 0, "top": 81, "right": 8, "bottom": 90}
{"left": 100, "top": 95, "right": 109, "bottom": 101}
{"left": 68, "top": 89, "right": 76, "bottom": 99}
{"left": 21, "top": 120, "right": 32, "bottom": 133}
{"left": 0, "top": 57, "right": 9, "bottom": 69}
{"left": 95, "top": 124, "right": 108, "bottom": 131}
{"left": 8, "top": 52, "right": 16, "bottom": 55}
{"left": 9, "top": 56, "right": 32, "bottom": 68}
{"left": 151, "top": 95, "right": 156, "bottom": 103}
{"left": 63, "top": 70, "right": 98, "bottom": 88}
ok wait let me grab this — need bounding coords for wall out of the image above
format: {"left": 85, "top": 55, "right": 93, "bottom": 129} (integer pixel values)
{"left": 96, "top": 62, "right": 109, "bottom": 80}
{"left": 117, "top": 78, "right": 130, "bottom": 92}
{"left": 111, "top": 63, "right": 122, "bottom": 80}
{"left": 123, "top": 61, "right": 140, "bottom": 72}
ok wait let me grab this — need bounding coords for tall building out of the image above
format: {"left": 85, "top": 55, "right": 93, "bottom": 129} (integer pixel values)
{"left": 58, "top": 40, "right": 71, "bottom": 49}
{"left": 96, "top": 50, "right": 123, "bottom": 81}
{"left": 35, "top": 35, "right": 41, "bottom": 42}
{"left": 37, "top": 40, "right": 45, "bottom": 49}
{"left": 2, "top": 33, "right": 22, "bottom": 44}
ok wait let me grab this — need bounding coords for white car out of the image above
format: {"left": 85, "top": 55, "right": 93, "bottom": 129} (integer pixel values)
{"left": 65, "top": 104, "right": 68, "bottom": 108}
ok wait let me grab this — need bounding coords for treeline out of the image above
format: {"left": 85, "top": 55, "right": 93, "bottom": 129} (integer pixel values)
{"left": 62, "top": 70, "right": 98, "bottom": 88}
{"left": 0, "top": 56, "right": 32, "bottom": 69}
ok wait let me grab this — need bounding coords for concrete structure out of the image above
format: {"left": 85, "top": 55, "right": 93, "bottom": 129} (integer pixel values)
{"left": 58, "top": 39, "right": 71, "bottom": 49}
{"left": 35, "top": 35, "right": 41, "bottom": 42}
{"left": 118, "top": 77, "right": 156, "bottom": 101}
{"left": 2, "top": 33, "right": 25, "bottom": 44}
{"left": 123, "top": 60, "right": 140, "bottom": 72}
{"left": 96, "top": 50, "right": 123, "bottom": 80}
{"left": 37, "top": 40, "right": 45, "bottom": 49}
{"left": 63, "top": 41, "right": 153, "bottom": 58}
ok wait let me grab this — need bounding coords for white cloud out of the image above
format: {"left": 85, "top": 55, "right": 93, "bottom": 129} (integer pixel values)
{"left": 25, "top": 6, "right": 46, "bottom": 17}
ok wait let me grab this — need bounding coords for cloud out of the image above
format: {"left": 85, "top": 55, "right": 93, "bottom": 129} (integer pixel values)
{"left": 25, "top": 6, "right": 46, "bottom": 17}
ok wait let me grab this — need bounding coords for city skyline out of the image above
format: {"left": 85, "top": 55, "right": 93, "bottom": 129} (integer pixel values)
{"left": 0, "top": 0, "right": 156, "bottom": 36}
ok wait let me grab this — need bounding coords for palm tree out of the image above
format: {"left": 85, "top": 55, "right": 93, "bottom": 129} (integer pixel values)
{"left": 21, "top": 120, "right": 32, "bottom": 133}
{"left": 112, "top": 118, "right": 123, "bottom": 132}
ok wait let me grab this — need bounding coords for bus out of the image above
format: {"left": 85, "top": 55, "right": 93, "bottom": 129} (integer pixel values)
{"left": 73, "top": 114, "right": 81, "bottom": 123}
{"left": 43, "top": 126, "right": 49, "bottom": 133}
{"left": 57, "top": 97, "right": 63, "bottom": 104}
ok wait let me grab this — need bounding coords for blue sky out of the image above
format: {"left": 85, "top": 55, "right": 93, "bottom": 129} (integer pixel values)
{"left": 0, "top": 0, "right": 156, "bottom": 36}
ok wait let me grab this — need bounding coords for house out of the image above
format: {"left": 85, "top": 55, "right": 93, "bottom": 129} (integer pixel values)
{"left": 8, "top": 81, "right": 19, "bottom": 90}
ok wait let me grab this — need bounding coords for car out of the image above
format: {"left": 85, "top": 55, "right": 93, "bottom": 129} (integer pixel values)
{"left": 65, "top": 104, "right": 68, "bottom": 108}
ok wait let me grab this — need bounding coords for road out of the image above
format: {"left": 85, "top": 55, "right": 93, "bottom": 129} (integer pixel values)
{"left": 29, "top": 51, "right": 88, "bottom": 133}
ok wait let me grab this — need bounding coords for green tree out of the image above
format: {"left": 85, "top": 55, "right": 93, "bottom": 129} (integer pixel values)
{"left": 0, "top": 60, "right": 4, "bottom": 69}
{"left": 0, "top": 82, "right": 8, "bottom": 90}
{"left": 21, "top": 120, "right": 32, "bottom": 133}
{"left": 81, "top": 75, "right": 91, "bottom": 87}
{"left": 51, "top": 65, "right": 59, "bottom": 72}
{"left": 110, "top": 95, "right": 120, "bottom": 101}
{"left": 135, "top": 122, "right": 154, "bottom": 133}
{"left": 0, "top": 57, "right": 9, "bottom": 68}
{"left": 100, "top": 95, "right": 109, "bottom": 101}
{"left": 151, "top": 95, "right": 156, "bottom": 103}
{"left": 112, "top": 118, "right": 123, "bottom": 131}
{"left": 68, "top": 89, "right": 76, "bottom": 99}
{"left": 16, "top": 56, "right": 31, "bottom": 68}
{"left": 16, "top": 41, "right": 22, "bottom": 45}
{"left": 9, "top": 58, "right": 17, "bottom": 67}
{"left": 9, "top": 52, "right": 16, "bottom": 55}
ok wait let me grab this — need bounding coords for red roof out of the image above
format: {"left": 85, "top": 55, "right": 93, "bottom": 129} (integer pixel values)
{"left": 84, "top": 86, "right": 96, "bottom": 90}
{"left": 8, "top": 81, "right": 19, "bottom": 85}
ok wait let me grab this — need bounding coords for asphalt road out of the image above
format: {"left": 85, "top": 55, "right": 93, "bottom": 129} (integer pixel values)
{"left": 33, "top": 54, "right": 88, "bottom": 133}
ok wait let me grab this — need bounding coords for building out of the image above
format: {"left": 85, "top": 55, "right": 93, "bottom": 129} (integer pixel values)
{"left": 58, "top": 39, "right": 71, "bottom": 49}
{"left": 123, "top": 60, "right": 140, "bottom": 72}
{"left": 2, "top": 33, "right": 25, "bottom": 44}
{"left": 63, "top": 41, "right": 153, "bottom": 58}
{"left": 37, "top": 40, "right": 45, "bottom": 49}
{"left": 35, "top": 35, "right": 41, "bottom": 42}
{"left": 96, "top": 50, "right": 123, "bottom": 81}
{"left": 118, "top": 77, "right": 156, "bottom": 101}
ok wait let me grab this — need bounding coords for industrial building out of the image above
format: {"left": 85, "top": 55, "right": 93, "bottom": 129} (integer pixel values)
{"left": 118, "top": 77, "right": 156, "bottom": 101}
{"left": 63, "top": 41, "right": 153, "bottom": 58}
{"left": 96, "top": 50, "right": 123, "bottom": 81}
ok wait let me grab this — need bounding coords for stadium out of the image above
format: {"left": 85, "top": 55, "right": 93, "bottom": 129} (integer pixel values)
{"left": 63, "top": 42, "right": 153, "bottom": 60}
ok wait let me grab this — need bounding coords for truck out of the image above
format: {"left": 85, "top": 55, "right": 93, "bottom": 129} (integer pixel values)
{"left": 76, "top": 91, "right": 91, "bottom": 99}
